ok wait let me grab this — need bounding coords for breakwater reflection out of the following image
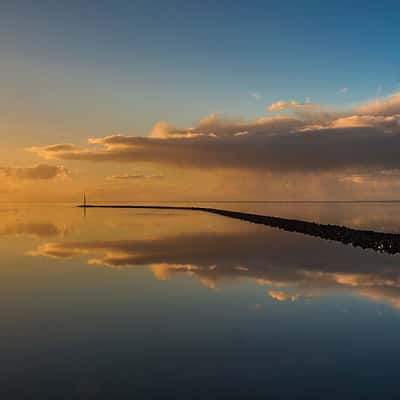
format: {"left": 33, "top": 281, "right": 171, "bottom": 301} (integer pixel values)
{"left": 80, "top": 205, "right": 400, "bottom": 255}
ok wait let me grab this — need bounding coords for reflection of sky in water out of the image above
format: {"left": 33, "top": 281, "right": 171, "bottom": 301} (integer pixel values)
{"left": 2, "top": 203, "right": 400, "bottom": 398}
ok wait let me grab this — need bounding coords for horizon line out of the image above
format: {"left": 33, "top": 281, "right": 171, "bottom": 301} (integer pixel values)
{"left": 3, "top": 199, "right": 400, "bottom": 205}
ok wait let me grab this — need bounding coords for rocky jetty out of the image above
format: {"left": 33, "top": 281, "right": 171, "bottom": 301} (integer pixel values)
{"left": 79, "top": 204, "right": 400, "bottom": 255}
{"left": 200, "top": 207, "right": 400, "bottom": 254}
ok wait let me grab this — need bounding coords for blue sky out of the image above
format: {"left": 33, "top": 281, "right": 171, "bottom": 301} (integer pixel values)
{"left": 2, "top": 0, "right": 400, "bottom": 141}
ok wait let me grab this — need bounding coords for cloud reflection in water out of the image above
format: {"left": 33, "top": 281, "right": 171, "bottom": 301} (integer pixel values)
{"left": 32, "top": 225, "right": 400, "bottom": 308}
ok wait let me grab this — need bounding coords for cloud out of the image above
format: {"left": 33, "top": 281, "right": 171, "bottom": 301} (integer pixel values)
{"left": 147, "top": 113, "right": 302, "bottom": 138}
{"left": 268, "top": 290, "right": 312, "bottom": 302}
{"left": 28, "top": 92, "right": 400, "bottom": 175}
{"left": 249, "top": 91, "right": 262, "bottom": 101}
{"left": 268, "top": 290, "right": 298, "bottom": 302}
{"left": 356, "top": 92, "right": 400, "bottom": 116}
{"left": 267, "top": 100, "right": 313, "bottom": 112}
{"left": 150, "top": 263, "right": 200, "bottom": 280}
{"left": 329, "top": 115, "right": 400, "bottom": 129}
{"left": 28, "top": 126, "right": 400, "bottom": 174}
{"left": 337, "top": 87, "right": 349, "bottom": 94}
{"left": 107, "top": 174, "right": 164, "bottom": 180}
{"left": 0, "top": 164, "right": 68, "bottom": 180}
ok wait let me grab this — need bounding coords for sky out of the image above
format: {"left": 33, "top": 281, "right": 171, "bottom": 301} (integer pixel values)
{"left": 2, "top": 0, "right": 400, "bottom": 201}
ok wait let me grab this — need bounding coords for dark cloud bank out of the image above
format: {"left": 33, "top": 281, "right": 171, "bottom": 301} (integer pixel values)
{"left": 0, "top": 164, "right": 67, "bottom": 180}
{"left": 29, "top": 93, "right": 400, "bottom": 174}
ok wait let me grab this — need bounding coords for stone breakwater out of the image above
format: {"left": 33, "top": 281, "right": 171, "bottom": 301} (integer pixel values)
{"left": 79, "top": 205, "right": 400, "bottom": 255}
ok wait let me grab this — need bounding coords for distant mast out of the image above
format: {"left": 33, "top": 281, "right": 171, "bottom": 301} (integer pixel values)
{"left": 83, "top": 192, "right": 86, "bottom": 207}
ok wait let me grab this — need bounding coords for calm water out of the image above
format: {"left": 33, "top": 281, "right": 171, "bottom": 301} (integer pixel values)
{"left": 3, "top": 202, "right": 400, "bottom": 399}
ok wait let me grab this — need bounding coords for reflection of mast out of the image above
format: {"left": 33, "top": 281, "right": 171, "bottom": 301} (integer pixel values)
{"left": 83, "top": 193, "right": 87, "bottom": 217}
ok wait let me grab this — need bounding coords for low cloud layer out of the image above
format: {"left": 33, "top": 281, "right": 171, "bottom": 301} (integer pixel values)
{"left": 108, "top": 174, "right": 164, "bottom": 180}
{"left": 0, "top": 164, "right": 68, "bottom": 180}
{"left": 28, "top": 93, "right": 400, "bottom": 175}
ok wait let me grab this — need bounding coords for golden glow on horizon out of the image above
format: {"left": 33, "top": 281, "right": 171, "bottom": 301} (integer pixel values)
{"left": 2, "top": 92, "right": 400, "bottom": 202}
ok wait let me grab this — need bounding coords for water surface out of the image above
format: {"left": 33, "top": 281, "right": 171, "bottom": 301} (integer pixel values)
{"left": 2, "top": 202, "right": 400, "bottom": 399}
